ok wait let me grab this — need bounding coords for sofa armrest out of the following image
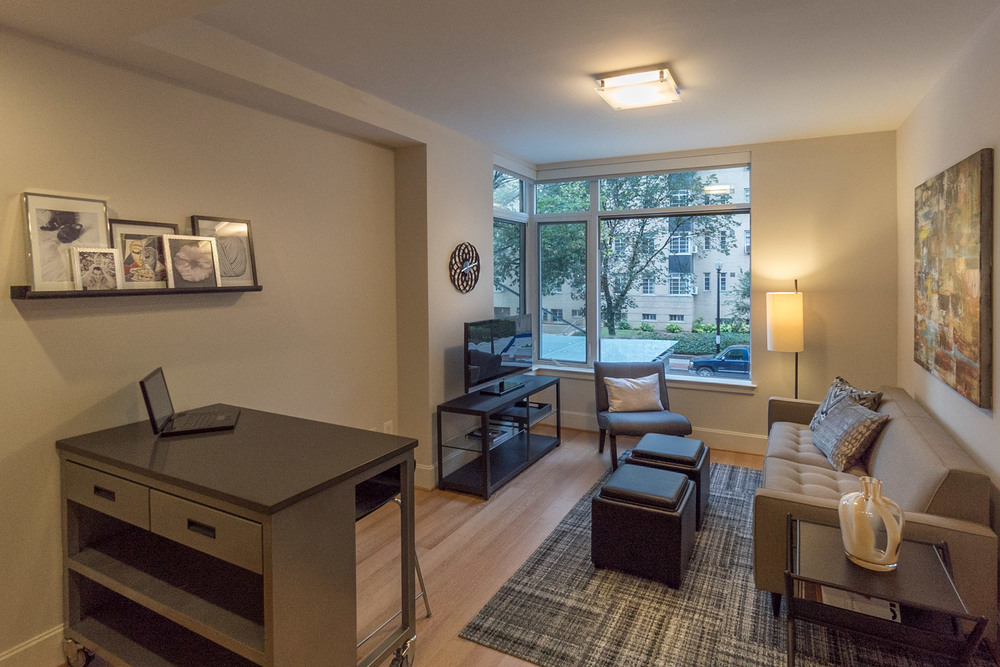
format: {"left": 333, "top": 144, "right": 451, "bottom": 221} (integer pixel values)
{"left": 767, "top": 397, "right": 820, "bottom": 433}
{"left": 753, "top": 487, "right": 998, "bottom": 645}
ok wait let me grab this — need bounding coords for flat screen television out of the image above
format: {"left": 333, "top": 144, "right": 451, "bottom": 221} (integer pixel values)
{"left": 464, "top": 314, "right": 533, "bottom": 394}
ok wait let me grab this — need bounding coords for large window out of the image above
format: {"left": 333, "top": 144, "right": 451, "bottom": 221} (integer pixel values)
{"left": 538, "top": 221, "right": 586, "bottom": 362}
{"left": 493, "top": 219, "right": 524, "bottom": 316}
{"left": 533, "top": 162, "right": 751, "bottom": 379}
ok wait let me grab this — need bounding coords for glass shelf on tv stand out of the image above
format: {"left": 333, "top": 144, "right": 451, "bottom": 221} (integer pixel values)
{"left": 443, "top": 420, "right": 521, "bottom": 454}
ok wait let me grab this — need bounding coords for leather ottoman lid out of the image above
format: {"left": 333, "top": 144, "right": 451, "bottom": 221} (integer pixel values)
{"left": 634, "top": 434, "right": 705, "bottom": 465}
{"left": 599, "top": 464, "right": 687, "bottom": 510}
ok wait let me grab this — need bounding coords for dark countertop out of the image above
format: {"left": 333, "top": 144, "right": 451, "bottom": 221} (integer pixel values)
{"left": 57, "top": 405, "right": 417, "bottom": 516}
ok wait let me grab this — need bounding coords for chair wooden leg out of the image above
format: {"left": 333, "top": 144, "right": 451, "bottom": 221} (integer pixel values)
{"left": 598, "top": 429, "right": 606, "bottom": 454}
{"left": 610, "top": 435, "right": 618, "bottom": 470}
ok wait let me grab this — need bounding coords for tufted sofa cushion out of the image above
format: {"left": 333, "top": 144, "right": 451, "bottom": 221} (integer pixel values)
{"left": 762, "top": 457, "right": 862, "bottom": 501}
{"left": 765, "top": 422, "right": 867, "bottom": 476}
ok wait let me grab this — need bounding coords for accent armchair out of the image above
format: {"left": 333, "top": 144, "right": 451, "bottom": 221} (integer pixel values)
{"left": 594, "top": 361, "right": 693, "bottom": 469}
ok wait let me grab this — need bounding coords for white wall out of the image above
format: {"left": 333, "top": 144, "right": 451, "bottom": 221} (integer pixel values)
{"left": 0, "top": 29, "right": 495, "bottom": 664}
{"left": 896, "top": 7, "right": 1000, "bottom": 481}
{"left": 548, "top": 132, "right": 899, "bottom": 453}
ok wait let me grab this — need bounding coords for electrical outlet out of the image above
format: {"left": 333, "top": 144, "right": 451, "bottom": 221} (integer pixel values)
{"left": 383, "top": 420, "right": 394, "bottom": 434}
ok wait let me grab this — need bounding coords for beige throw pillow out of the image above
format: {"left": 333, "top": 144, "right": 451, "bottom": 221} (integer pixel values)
{"left": 605, "top": 374, "right": 664, "bottom": 413}
{"left": 811, "top": 398, "right": 890, "bottom": 472}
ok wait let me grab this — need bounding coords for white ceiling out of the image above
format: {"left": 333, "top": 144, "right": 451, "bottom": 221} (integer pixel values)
{"left": 3, "top": 0, "right": 999, "bottom": 165}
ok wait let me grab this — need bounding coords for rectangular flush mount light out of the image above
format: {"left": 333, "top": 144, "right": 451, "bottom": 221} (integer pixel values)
{"left": 595, "top": 67, "right": 680, "bottom": 110}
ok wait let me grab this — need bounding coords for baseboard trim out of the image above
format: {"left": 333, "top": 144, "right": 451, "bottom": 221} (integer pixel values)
{"left": 0, "top": 624, "right": 63, "bottom": 666}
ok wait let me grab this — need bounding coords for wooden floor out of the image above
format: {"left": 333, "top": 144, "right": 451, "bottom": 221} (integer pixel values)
{"left": 355, "top": 429, "right": 763, "bottom": 666}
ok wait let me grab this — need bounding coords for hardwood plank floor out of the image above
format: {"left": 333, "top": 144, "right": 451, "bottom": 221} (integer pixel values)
{"left": 355, "top": 428, "right": 763, "bottom": 665}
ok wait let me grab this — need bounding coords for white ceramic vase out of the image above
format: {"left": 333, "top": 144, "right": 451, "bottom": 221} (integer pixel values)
{"left": 837, "top": 476, "right": 904, "bottom": 572}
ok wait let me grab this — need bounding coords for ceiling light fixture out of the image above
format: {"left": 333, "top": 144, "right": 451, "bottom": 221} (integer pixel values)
{"left": 703, "top": 184, "right": 733, "bottom": 195}
{"left": 595, "top": 67, "right": 680, "bottom": 110}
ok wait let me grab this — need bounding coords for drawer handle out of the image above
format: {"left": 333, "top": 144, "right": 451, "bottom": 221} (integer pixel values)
{"left": 93, "top": 485, "right": 116, "bottom": 502}
{"left": 187, "top": 519, "right": 216, "bottom": 540}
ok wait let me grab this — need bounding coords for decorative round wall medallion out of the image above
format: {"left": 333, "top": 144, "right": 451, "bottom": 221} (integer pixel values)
{"left": 449, "top": 242, "right": 480, "bottom": 293}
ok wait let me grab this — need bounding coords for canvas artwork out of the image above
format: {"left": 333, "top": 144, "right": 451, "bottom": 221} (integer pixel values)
{"left": 914, "top": 148, "right": 994, "bottom": 408}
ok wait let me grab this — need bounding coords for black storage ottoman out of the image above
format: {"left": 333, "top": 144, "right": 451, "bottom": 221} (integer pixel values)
{"left": 622, "top": 434, "right": 710, "bottom": 530}
{"left": 591, "top": 464, "right": 696, "bottom": 588}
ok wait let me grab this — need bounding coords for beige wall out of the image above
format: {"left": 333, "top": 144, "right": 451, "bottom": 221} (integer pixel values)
{"left": 0, "top": 30, "right": 494, "bottom": 664}
{"left": 549, "top": 132, "right": 899, "bottom": 453}
{"left": 896, "top": 7, "right": 1000, "bottom": 481}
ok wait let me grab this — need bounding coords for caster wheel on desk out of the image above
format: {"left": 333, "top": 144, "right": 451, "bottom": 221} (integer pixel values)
{"left": 389, "top": 637, "right": 414, "bottom": 666}
{"left": 62, "top": 638, "right": 93, "bottom": 667}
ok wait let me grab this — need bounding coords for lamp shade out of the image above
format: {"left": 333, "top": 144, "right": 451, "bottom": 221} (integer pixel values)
{"left": 766, "top": 291, "right": 804, "bottom": 352}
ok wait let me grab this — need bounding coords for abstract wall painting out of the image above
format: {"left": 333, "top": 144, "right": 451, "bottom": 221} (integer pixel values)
{"left": 914, "top": 148, "right": 993, "bottom": 408}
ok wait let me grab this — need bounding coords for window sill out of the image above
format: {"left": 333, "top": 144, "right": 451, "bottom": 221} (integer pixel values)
{"left": 531, "top": 365, "right": 757, "bottom": 395}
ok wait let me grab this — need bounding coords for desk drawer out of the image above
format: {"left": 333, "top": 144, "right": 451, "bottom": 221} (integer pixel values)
{"left": 64, "top": 462, "right": 149, "bottom": 529}
{"left": 150, "top": 490, "right": 262, "bottom": 574}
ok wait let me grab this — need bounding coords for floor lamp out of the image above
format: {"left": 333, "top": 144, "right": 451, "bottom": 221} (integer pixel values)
{"left": 766, "top": 282, "right": 804, "bottom": 399}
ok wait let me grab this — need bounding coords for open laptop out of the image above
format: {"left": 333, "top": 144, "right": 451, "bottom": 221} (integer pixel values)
{"left": 139, "top": 367, "right": 240, "bottom": 436}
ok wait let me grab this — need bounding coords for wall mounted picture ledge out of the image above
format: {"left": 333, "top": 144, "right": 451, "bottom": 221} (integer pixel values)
{"left": 914, "top": 148, "right": 993, "bottom": 408}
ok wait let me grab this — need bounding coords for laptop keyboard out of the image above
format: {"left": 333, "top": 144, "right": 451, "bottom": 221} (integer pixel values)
{"left": 172, "top": 412, "right": 218, "bottom": 429}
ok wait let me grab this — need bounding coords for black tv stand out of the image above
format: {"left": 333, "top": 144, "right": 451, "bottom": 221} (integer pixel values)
{"left": 436, "top": 375, "right": 560, "bottom": 499}
{"left": 479, "top": 379, "right": 525, "bottom": 396}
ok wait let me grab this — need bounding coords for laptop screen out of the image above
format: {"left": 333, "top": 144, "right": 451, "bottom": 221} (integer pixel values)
{"left": 140, "top": 368, "right": 174, "bottom": 434}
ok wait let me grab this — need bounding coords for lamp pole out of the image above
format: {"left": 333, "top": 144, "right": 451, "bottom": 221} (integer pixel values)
{"left": 715, "top": 262, "right": 722, "bottom": 354}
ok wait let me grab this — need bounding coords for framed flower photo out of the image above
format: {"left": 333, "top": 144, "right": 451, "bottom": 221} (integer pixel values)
{"left": 192, "top": 215, "right": 258, "bottom": 287}
{"left": 24, "top": 192, "right": 110, "bottom": 291}
{"left": 71, "top": 248, "right": 124, "bottom": 291}
{"left": 110, "top": 219, "right": 178, "bottom": 290}
{"left": 163, "top": 235, "right": 222, "bottom": 289}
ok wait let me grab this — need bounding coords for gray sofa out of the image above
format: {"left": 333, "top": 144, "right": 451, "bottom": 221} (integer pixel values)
{"left": 753, "top": 385, "right": 997, "bottom": 643}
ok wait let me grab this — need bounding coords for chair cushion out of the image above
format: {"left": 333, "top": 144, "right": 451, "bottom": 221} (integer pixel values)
{"left": 604, "top": 374, "right": 664, "bottom": 412}
{"left": 634, "top": 434, "right": 705, "bottom": 465}
{"left": 599, "top": 409, "right": 693, "bottom": 437}
{"left": 811, "top": 399, "right": 890, "bottom": 472}
{"left": 599, "top": 464, "right": 687, "bottom": 510}
{"left": 810, "top": 376, "right": 883, "bottom": 431}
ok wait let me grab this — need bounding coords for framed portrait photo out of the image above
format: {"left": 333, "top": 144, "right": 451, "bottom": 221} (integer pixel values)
{"left": 163, "top": 235, "right": 222, "bottom": 289}
{"left": 71, "top": 248, "right": 124, "bottom": 291}
{"left": 191, "top": 215, "right": 258, "bottom": 287}
{"left": 110, "top": 219, "right": 179, "bottom": 290}
{"left": 24, "top": 192, "right": 110, "bottom": 291}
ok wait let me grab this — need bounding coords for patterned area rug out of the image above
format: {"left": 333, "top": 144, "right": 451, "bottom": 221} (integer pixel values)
{"left": 460, "top": 463, "right": 992, "bottom": 666}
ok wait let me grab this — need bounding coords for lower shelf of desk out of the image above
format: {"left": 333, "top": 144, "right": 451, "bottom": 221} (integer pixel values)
{"left": 68, "top": 586, "right": 257, "bottom": 667}
{"left": 439, "top": 432, "right": 559, "bottom": 498}
{"left": 66, "top": 508, "right": 265, "bottom": 665}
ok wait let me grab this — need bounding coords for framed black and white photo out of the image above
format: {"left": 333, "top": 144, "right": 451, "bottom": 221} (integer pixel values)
{"left": 24, "top": 192, "right": 110, "bottom": 291}
{"left": 71, "top": 247, "right": 123, "bottom": 291}
{"left": 110, "top": 219, "right": 178, "bottom": 290}
{"left": 191, "top": 215, "right": 258, "bottom": 287}
{"left": 163, "top": 235, "right": 222, "bottom": 289}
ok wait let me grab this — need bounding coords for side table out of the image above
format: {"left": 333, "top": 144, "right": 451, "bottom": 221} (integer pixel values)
{"left": 784, "top": 517, "right": 986, "bottom": 666}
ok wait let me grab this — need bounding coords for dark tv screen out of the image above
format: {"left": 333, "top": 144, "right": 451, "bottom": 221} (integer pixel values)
{"left": 464, "top": 315, "right": 533, "bottom": 392}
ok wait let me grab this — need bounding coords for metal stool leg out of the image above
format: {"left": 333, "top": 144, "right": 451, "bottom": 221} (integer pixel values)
{"left": 394, "top": 497, "right": 432, "bottom": 617}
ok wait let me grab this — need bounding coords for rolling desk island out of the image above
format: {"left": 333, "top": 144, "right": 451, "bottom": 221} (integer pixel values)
{"left": 56, "top": 404, "right": 417, "bottom": 667}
